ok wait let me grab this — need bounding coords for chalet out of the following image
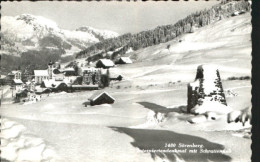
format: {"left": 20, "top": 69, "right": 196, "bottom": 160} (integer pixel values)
{"left": 8, "top": 70, "right": 22, "bottom": 80}
{"left": 116, "top": 57, "right": 133, "bottom": 64}
{"left": 96, "top": 59, "right": 115, "bottom": 69}
{"left": 85, "top": 91, "right": 115, "bottom": 106}
{"left": 12, "top": 79, "right": 23, "bottom": 91}
{"left": 34, "top": 70, "right": 49, "bottom": 84}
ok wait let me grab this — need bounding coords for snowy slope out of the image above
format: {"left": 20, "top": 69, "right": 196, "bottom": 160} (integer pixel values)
{"left": 0, "top": 14, "right": 119, "bottom": 56}
{"left": 112, "top": 13, "right": 251, "bottom": 85}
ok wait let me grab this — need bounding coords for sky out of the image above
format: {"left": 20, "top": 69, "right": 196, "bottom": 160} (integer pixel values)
{"left": 1, "top": 1, "right": 219, "bottom": 35}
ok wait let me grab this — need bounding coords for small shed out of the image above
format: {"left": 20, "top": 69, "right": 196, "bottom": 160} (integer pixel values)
{"left": 96, "top": 59, "right": 115, "bottom": 69}
{"left": 86, "top": 91, "right": 115, "bottom": 106}
{"left": 116, "top": 57, "right": 133, "bottom": 64}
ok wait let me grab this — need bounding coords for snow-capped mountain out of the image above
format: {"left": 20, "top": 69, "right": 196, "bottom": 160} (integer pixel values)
{"left": 76, "top": 26, "right": 119, "bottom": 41}
{"left": 0, "top": 14, "right": 119, "bottom": 56}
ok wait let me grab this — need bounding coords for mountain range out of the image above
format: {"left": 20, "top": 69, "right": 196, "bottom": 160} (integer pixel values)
{"left": 0, "top": 14, "right": 119, "bottom": 57}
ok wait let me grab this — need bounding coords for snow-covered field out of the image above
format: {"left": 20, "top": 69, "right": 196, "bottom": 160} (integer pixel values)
{"left": 0, "top": 13, "right": 251, "bottom": 162}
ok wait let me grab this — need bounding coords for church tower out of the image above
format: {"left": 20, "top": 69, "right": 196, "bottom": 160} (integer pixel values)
{"left": 48, "top": 61, "right": 54, "bottom": 79}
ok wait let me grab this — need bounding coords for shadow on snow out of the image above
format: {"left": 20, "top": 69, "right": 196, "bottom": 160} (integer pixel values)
{"left": 110, "top": 126, "right": 232, "bottom": 162}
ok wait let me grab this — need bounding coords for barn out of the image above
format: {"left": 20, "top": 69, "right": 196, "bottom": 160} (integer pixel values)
{"left": 96, "top": 59, "right": 115, "bottom": 69}
{"left": 86, "top": 91, "right": 115, "bottom": 106}
{"left": 116, "top": 57, "right": 133, "bottom": 64}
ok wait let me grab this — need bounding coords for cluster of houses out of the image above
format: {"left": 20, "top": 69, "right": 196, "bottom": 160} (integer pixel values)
{"left": 0, "top": 57, "right": 132, "bottom": 103}
{"left": 95, "top": 57, "right": 133, "bottom": 69}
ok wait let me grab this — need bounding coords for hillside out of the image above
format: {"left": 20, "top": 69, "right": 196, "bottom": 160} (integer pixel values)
{"left": 75, "top": 1, "right": 250, "bottom": 62}
{"left": 109, "top": 12, "right": 251, "bottom": 86}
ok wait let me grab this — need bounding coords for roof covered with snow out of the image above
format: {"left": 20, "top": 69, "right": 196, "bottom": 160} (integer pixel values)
{"left": 11, "top": 70, "right": 21, "bottom": 74}
{"left": 34, "top": 70, "right": 49, "bottom": 76}
{"left": 13, "top": 79, "right": 23, "bottom": 84}
{"left": 61, "top": 68, "right": 75, "bottom": 72}
{"left": 120, "top": 57, "right": 133, "bottom": 64}
{"left": 88, "top": 91, "right": 115, "bottom": 101}
{"left": 42, "top": 80, "right": 66, "bottom": 88}
{"left": 81, "top": 67, "right": 97, "bottom": 72}
{"left": 97, "top": 59, "right": 115, "bottom": 67}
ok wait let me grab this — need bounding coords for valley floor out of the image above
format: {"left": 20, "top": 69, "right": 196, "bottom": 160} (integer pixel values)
{"left": 0, "top": 80, "right": 251, "bottom": 162}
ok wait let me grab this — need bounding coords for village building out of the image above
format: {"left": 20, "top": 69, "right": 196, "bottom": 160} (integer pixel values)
{"left": 41, "top": 80, "right": 68, "bottom": 92}
{"left": 108, "top": 68, "right": 123, "bottom": 81}
{"left": 96, "top": 59, "right": 115, "bottom": 69}
{"left": 34, "top": 70, "right": 49, "bottom": 84}
{"left": 25, "top": 81, "right": 36, "bottom": 92}
{"left": 84, "top": 91, "right": 115, "bottom": 106}
{"left": 53, "top": 73, "right": 65, "bottom": 81}
{"left": 54, "top": 61, "right": 61, "bottom": 69}
{"left": 8, "top": 70, "right": 22, "bottom": 80}
{"left": 115, "top": 57, "right": 133, "bottom": 64}
{"left": 12, "top": 79, "right": 24, "bottom": 91}
{"left": 81, "top": 67, "right": 97, "bottom": 74}
{"left": 15, "top": 88, "right": 29, "bottom": 102}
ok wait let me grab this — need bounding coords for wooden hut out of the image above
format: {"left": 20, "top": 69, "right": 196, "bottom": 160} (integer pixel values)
{"left": 86, "top": 91, "right": 115, "bottom": 106}
{"left": 116, "top": 57, "right": 133, "bottom": 64}
{"left": 96, "top": 59, "right": 115, "bottom": 69}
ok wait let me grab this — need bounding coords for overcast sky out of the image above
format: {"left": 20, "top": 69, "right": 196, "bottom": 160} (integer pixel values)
{"left": 2, "top": 1, "right": 219, "bottom": 34}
